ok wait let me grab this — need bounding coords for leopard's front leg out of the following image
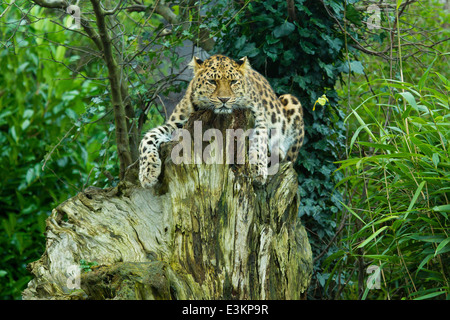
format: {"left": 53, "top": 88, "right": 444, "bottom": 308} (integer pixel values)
{"left": 139, "top": 94, "right": 193, "bottom": 188}
{"left": 139, "top": 124, "right": 175, "bottom": 188}
{"left": 249, "top": 109, "right": 268, "bottom": 185}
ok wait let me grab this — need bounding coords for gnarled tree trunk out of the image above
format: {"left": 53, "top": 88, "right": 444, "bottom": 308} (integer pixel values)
{"left": 23, "top": 110, "right": 313, "bottom": 300}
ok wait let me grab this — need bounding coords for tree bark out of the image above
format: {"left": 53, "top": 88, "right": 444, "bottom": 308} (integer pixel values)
{"left": 23, "top": 110, "right": 313, "bottom": 300}
{"left": 90, "top": 0, "right": 134, "bottom": 181}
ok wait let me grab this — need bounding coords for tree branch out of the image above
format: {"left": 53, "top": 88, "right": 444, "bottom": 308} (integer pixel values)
{"left": 102, "top": 0, "right": 124, "bottom": 15}
{"left": 286, "top": 0, "right": 297, "bottom": 22}
{"left": 126, "top": 3, "right": 215, "bottom": 52}
{"left": 31, "top": 0, "right": 67, "bottom": 9}
{"left": 90, "top": 0, "right": 134, "bottom": 181}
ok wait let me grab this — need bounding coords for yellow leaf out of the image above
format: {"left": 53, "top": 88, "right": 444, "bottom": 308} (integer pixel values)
{"left": 313, "top": 94, "right": 328, "bottom": 111}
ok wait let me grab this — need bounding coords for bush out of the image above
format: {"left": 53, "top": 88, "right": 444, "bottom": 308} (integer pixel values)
{"left": 329, "top": 61, "right": 449, "bottom": 299}
{"left": 0, "top": 5, "right": 114, "bottom": 299}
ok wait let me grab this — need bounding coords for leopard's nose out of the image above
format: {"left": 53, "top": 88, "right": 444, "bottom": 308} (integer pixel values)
{"left": 218, "top": 97, "right": 230, "bottom": 104}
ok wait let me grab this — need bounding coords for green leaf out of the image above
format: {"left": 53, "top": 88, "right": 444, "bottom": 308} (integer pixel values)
{"left": 350, "top": 61, "right": 364, "bottom": 74}
{"left": 235, "top": 35, "right": 247, "bottom": 50}
{"left": 239, "top": 42, "right": 259, "bottom": 58}
{"left": 321, "top": 63, "right": 334, "bottom": 78}
{"left": 357, "top": 226, "right": 388, "bottom": 249}
{"left": 357, "top": 141, "right": 397, "bottom": 152}
{"left": 434, "top": 72, "right": 450, "bottom": 90}
{"left": 348, "top": 124, "right": 370, "bottom": 154}
{"left": 17, "top": 62, "right": 29, "bottom": 74}
{"left": 10, "top": 126, "right": 18, "bottom": 143}
{"left": 273, "top": 21, "right": 295, "bottom": 38}
{"left": 405, "top": 181, "right": 425, "bottom": 219}
{"left": 363, "top": 254, "right": 398, "bottom": 262}
{"left": 416, "top": 254, "right": 433, "bottom": 275}
{"left": 23, "top": 109, "right": 34, "bottom": 119}
{"left": 402, "top": 104, "right": 412, "bottom": 119}
{"left": 409, "top": 235, "right": 445, "bottom": 243}
{"left": 25, "top": 168, "right": 35, "bottom": 185}
{"left": 432, "top": 153, "right": 440, "bottom": 168}
{"left": 399, "top": 91, "right": 417, "bottom": 118}
{"left": 433, "top": 204, "right": 450, "bottom": 212}
{"left": 340, "top": 201, "right": 366, "bottom": 225}
{"left": 348, "top": 107, "right": 377, "bottom": 141}
{"left": 413, "top": 291, "right": 446, "bottom": 300}
{"left": 21, "top": 119, "right": 30, "bottom": 131}
{"left": 418, "top": 55, "right": 438, "bottom": 90}
{"left": 345, "top": 4, "right": 362, "bottom": 26}
{"left": 435, "top": 238, "right": 450, "bottom": 256}
{"left": 342, "top": 60, "right": 364, "bottom": 74}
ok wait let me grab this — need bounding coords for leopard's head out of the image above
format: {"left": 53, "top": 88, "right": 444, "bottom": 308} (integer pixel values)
{"left": 189, "top": 55, "right": 250, "bottom": 114}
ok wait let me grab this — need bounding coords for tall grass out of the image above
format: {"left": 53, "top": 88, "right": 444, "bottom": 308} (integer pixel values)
{"left": 327, "top": 67, "right": 449, "bottom": 299}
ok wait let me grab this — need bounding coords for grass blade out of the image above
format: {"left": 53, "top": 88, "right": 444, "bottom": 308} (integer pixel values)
{"left": 357, "top": 226, "right": 388, "bottom": 249}
{"left": 435, "top": 238, "right": 450, "bottom": 257}
{"left": 405, "top": 181, "right": 426, "bottom": 219}
{"left": 413, "top": 291, "right": 446, "bottom": 300}
{"left": 340, "top": 201, "right": 366, "bottom": 225}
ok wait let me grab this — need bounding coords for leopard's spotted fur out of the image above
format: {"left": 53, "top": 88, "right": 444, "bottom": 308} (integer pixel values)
{"left": 139, "top": 55, "right": 304, "bottom": 188}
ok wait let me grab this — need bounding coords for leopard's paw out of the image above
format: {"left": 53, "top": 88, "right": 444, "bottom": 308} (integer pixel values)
{"left": 139, "top": 156, "right": 161, "bottom": 189}
{"left": 251, "top": 164, "right": 267, "bottom": 186}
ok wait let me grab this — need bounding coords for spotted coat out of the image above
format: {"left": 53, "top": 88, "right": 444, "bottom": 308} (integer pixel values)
{"left": 139, "top": 55, "right": 304, "bottom": 188}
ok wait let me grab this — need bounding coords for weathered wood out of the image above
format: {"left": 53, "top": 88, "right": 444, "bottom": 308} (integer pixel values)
{"left": 23, "top": 110, "right": 312, "bottom": 300}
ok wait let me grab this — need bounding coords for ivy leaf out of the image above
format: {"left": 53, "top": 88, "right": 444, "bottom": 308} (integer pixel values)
{"left": 351, "top": 61, "right": 364, "bottom": 74}
{"left": 345, "top": 4, "right": 363, "bottom": 26}
{"left": 265, "top": 34, "right": 280, "bottom": 45}
{"left": 342, "top": 61, "right": 364, "bottom": 74}
{"left": 321, "top": 35, "right": 343, "bottom": 53}
{"left": 273, "top": 21, "right": 295, "bottom": 38}
{"left": 283, "top": 50, "right": 295, "bottom": 63}
{"left": 325, "top": 0, "right": 344, "bottom": 15}
{"left": 319, "top": 62, "right": 334, "bottom": 78}
{"left": 235, "top": 35, "right": 247, "bottom": 50}
{"left": 238, "top": 42, "right": 259, "bottom": 58}
{"left": 299, "top": 41, "right": 315, "bottom": 55}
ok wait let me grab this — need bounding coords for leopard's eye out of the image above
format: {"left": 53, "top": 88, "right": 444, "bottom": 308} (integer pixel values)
{"left": 207, "top": 79, "right": 217, "bottom": 85}
{"left": 230, "top": 80, "right": 238, "bottom": 85}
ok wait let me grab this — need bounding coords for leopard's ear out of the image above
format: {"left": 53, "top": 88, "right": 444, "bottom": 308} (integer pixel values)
{"left": 236, "top": 56, "right": 251, "bottom": 72}
{"left": 188, "top": 56, "right": 204, "bottom": 74}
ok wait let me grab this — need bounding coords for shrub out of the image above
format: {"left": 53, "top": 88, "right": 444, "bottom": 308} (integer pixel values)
{"left": 329, "top": 63, "right": 449, "bottom": 300}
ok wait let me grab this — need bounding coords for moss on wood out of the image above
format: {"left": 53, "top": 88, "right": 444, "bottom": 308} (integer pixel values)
{"left": 23, "top": 110, "right": 312, "bottom": 300}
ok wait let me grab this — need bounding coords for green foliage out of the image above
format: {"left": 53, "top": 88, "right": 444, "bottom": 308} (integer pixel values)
{"left": 0, "top": 4, "right": 117, "bottom": 299}
{"left": 1, "top": 0, "right": 448, "bottom": 301}
{"left": 80, "top": 259, "right": 98, "bottom": 273}
{"left": 329, "top": 67, "right": 449, "bottom": 300}
{"left": 329, "top": 0, "right": 450, "bottom": 299}
{"left": 0, "top": 1, "right": 205, "bottom": 299}
{"left": 212, "top": 0, "right": 357, "bottom": 298}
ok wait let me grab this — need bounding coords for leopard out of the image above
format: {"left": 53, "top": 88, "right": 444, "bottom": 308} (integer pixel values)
{"left": 139, "top": 54, "right": 304, "bottom": 188}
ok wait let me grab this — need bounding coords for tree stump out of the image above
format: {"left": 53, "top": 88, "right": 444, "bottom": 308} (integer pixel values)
{"left": 22, "top": 110, "right": 313, "bottom": 300}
